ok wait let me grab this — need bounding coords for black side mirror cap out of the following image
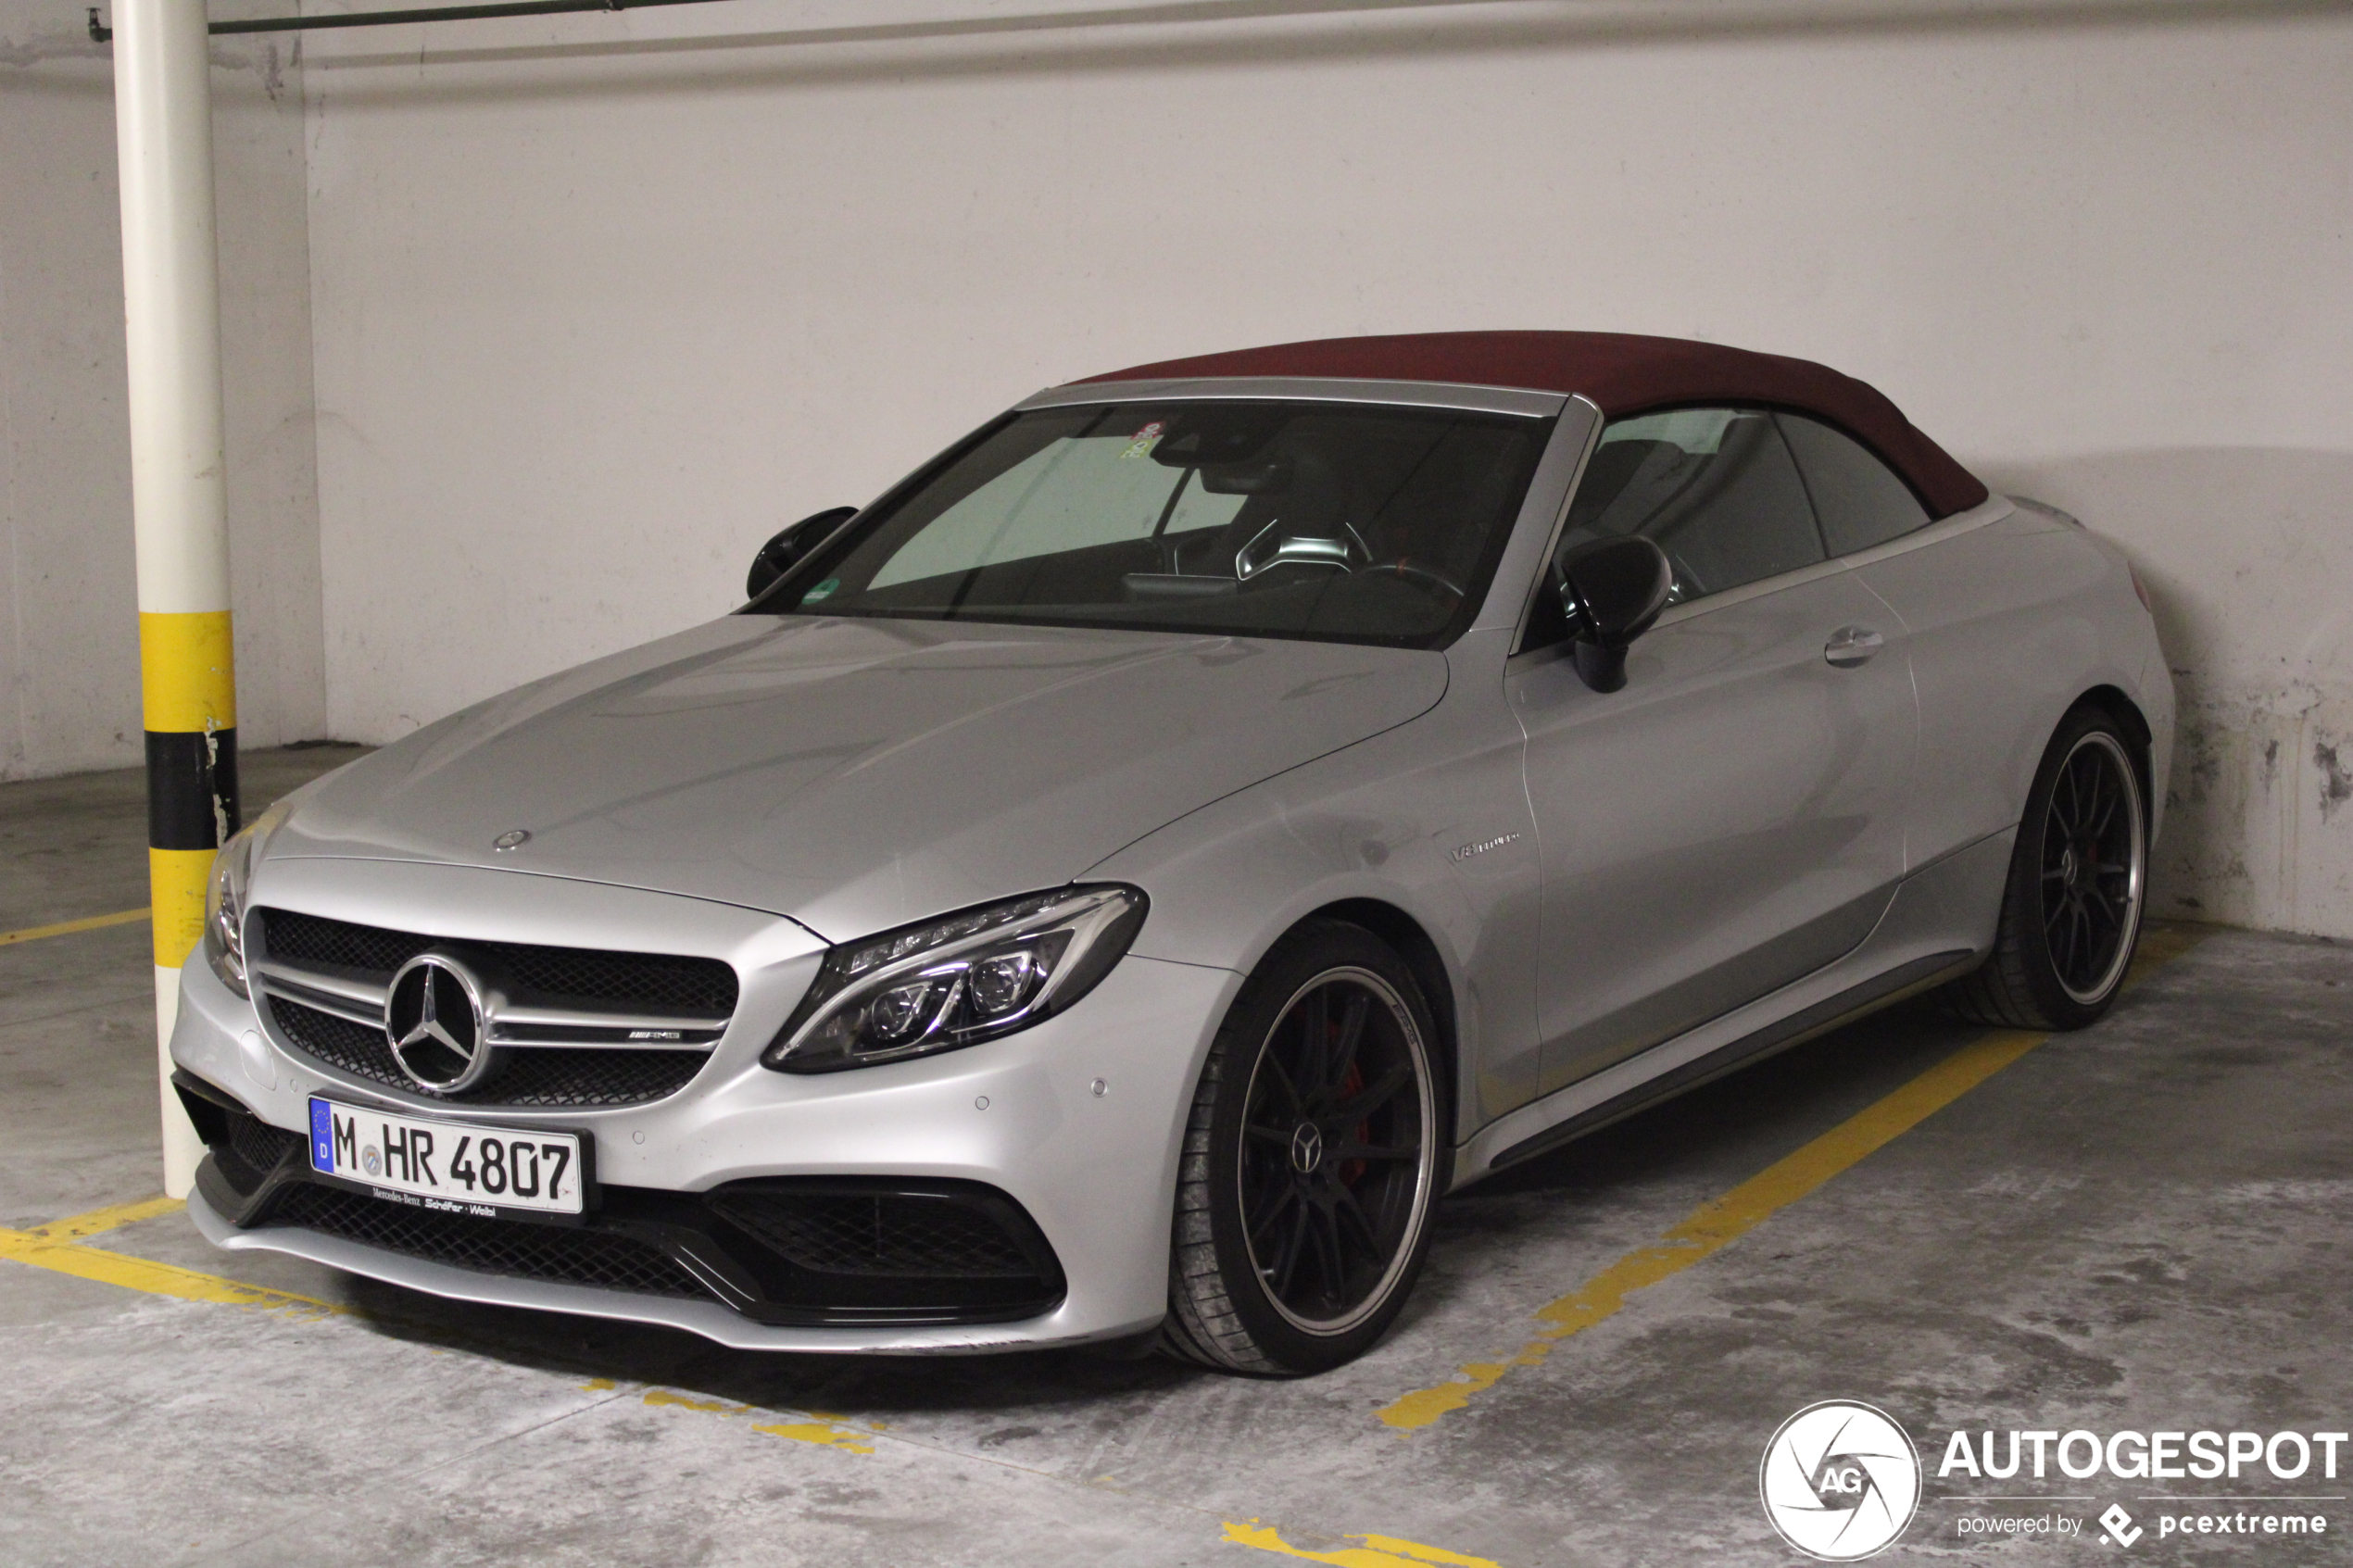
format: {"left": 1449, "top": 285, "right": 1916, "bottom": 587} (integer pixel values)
{"left": 1553, "top": 534, "right": 1672, "bottom": 694}
{"left": 747, "top": 507, "right": 860, "bottom": 602}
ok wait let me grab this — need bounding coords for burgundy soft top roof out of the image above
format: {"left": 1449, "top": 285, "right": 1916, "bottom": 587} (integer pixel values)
{"left": 1078, "top": 330, "right": 1988, "bottom": 519}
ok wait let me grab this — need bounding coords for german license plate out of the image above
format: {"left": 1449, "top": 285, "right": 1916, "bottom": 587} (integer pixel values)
{"left": 307, "top": 1097, "right": 585, "bottom": 1218}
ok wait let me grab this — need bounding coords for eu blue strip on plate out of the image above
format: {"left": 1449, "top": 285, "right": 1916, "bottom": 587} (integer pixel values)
{"left": 309, "top": 1098, "right": 333, "bottom": 1173}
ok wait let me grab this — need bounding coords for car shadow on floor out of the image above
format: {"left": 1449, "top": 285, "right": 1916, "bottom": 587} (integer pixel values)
{"left": 302, "top": 989, "right": 1995, "bottom": 1420}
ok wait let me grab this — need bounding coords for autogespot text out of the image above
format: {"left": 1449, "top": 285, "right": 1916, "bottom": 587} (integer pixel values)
{"left": 1939, "top": 1428, "right": 2348, "bottom": 1481}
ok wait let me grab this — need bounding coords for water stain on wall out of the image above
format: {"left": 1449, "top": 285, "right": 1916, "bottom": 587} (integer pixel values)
{"left": 2319, "top": 737, "right": 2352, "bottom": 823}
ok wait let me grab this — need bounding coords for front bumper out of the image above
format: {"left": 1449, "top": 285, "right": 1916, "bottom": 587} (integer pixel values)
{"left": 170, "top": 872, "right": 1238, "bottom": 1354}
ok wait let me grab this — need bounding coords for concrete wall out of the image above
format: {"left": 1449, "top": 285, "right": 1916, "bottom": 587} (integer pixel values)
{"left": 0, "top": 0, "right": 323, "bottom": 780}
{"left": 297, "top": 0, "right": 2353, "bottom": 938}
{"left": 9, "top": 1, "right": 2344, "bottom": 938}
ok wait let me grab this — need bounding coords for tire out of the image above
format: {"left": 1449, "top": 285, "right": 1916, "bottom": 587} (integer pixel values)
{"left": 1950, "top": 704, "right": 2150, "bottom": 1031}
{"left": 1160, "top": 921, "right": 1444, "bottom": 1376}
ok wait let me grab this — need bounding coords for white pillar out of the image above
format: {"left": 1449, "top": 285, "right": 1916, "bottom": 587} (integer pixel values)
{"left": 113, "top": 0, "right": 231, "bottom": 1200}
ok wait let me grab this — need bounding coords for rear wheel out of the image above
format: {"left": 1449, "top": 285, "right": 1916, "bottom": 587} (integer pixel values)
{"left": 1161, "top": 922, "right": 1442, "bottom": 1375}
{"left": 1952, "top": 705, "right": 2148, "bottom": 1030}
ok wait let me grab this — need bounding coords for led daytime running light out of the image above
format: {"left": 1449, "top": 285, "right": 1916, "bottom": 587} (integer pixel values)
{"left": 765, "top": 885, "right": 1146, "bottom": 1074}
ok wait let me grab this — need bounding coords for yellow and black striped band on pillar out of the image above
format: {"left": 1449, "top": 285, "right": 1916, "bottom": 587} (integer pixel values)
{"left": 141, "top": 611, "right": 238, "bottom": 969}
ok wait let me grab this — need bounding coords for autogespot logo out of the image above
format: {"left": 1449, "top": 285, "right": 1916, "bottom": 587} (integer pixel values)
{"left": 1760, "top": 1401, "right": 1923, "bottom": 1562}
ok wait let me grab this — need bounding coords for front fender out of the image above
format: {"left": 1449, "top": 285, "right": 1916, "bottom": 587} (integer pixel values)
{"left": 1088, "top": 629, "right": 1541, "bottom": 1136}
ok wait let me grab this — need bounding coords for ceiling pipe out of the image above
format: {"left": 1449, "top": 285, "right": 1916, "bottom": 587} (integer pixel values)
{"left": 88, "top": 0, "right": 736, "bottom": 44}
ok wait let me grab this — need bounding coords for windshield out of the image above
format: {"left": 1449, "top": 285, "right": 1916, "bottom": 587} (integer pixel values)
{"left": 760, "top": 401, "right": 1554, "bottom": 648}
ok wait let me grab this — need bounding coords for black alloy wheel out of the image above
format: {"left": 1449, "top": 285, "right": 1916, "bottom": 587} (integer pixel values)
{"left": 1953, "top": 705, "right": 2149, "bottom": 1030}
{"left": 2040, "top": 729, "right": 2146, "bottom": 1005}
{"left": 1163, "top": 922, "right": 1442, "bottom": 1375}
{"left": 1239, "top": 966, "right": 1430, "bottom": 1333}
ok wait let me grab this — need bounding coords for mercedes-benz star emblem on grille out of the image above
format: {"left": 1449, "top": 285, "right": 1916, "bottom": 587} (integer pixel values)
{"left": 384, "top": 952, "right": 498, "bottom": 1093}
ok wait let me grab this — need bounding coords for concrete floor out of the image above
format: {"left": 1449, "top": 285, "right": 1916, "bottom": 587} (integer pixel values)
{"left": 3, "top": 751, "right": 2348, "bottom": 1567}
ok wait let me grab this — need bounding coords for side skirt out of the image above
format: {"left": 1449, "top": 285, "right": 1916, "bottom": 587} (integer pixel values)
{"left": 1483, "top": 948, "right": 1972, "bottom": 1174}
{"left": 1449, "top": 825, "right": 2014, "bottom": 1189}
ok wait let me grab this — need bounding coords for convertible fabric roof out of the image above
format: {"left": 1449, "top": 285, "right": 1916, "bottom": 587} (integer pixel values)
{"left": 1077, "top": 330, "right": 1989, "bottom": 518}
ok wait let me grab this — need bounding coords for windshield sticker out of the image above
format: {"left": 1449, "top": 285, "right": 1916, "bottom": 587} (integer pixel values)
{"left": 801, "top": 578, "right": 840, "bottom": 604}
{"left": 1118, "top": 422, "right": 1165, "bottom": 460}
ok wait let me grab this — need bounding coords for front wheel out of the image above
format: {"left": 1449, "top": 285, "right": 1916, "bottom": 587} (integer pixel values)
{"left": 1952, "top": 705, "right": 2149, "bottom": 1030}
{"left": 1161, "top": 922, "right": 1443, "bottom": 1375}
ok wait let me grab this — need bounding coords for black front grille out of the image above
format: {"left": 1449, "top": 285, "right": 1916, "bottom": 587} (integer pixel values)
{"left": 228, "top": 1167, "right": 1066, "bottom": 1326}
{"left": 204, "top": 1102, "right": 308, "bottom": 1196}
{"left": 707, "top": 1188, "right": 1035, "bottom": 1278}
{"left": 258, "top": 908, "right": 738, "bottom": 1015}
{"left": 262, "top": 910, "right": 429, "bottom": 974}
{"left": 231, "top": 1110, "right": 307, "bottom": 1176}
{"left": 269, "top": 1183, "right": 707, "bottom": 1299}
{"left": 268, "top": 996, "right": 709, "bottom": 1108}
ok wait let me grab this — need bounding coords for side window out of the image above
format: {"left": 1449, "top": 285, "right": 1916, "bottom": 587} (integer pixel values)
{"left": 1776, "top": 413, "right": 1931, "bottom": 557}
{"left": 1560, "top": 408, "right": 1823, "bottom": 601}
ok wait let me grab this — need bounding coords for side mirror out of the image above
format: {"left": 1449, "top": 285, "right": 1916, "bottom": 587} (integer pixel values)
{"left": 1553, "top": 534, "right": 1671, "bottom": 693}
{"left": 747, "top": 507, "right": 859, "bottom": 602}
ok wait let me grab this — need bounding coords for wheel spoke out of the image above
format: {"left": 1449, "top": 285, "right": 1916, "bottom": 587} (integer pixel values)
{"left": 1306, "top": 1203, "right": 1348, "bottom": 1301}
{"left": 1332, "top": 1063, "right": 1412, "bottom": 1123}
{"left": 1272, "top": 1202, "right": 1310, "bottom": 1298}
{"left": 2089, "top": 776, "right": 2121, "bottom": 838}
{"left": 1328, "top": 989, "right": 1371, "bottom": 1098}
{"left": 1243, "top": 1123, "right": 1294, "bottom": 1146}
{"left": 2054, "top": 759, "right": 2083, "bottom": 836}
{"left": 1258, "top": 1050, "right": 1303, "bottom": 1116}
{"left": 1333, "top": 1185, "right": 1386, "bottom": 1267}
{"left": 1299, "top": 986, "right": 1334, "bottom": 1108}
{"left": 1245, "top": 1178, "right": 1298, "bottom": 1243}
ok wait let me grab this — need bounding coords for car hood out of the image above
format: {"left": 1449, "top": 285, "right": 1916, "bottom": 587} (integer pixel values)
{"left": 271, "top": 615, "right": 1448, "bottom": 941}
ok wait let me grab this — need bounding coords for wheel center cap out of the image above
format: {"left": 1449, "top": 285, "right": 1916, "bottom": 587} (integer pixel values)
{"left": 2059, "top": 845, "right": 2080, "bottom": 889}
{"left": 1290, "top": 1123, "right": 1325, "bottom": 1175}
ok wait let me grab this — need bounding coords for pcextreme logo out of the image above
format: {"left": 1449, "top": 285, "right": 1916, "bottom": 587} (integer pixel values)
{"left": 1759, "top": 1401, "right": 1923, "bottom": 1562}
{"left": 1941, "top": 1427, "right": 2345, "bottom": 1549}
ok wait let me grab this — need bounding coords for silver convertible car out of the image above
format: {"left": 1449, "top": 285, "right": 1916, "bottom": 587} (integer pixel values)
{"left": 170, "top": 332, "right": 2170, "bottom": 1374}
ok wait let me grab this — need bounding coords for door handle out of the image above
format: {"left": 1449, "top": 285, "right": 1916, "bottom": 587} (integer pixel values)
{"left": 1823, "top": 625, "right": 1883, "bottom": 668}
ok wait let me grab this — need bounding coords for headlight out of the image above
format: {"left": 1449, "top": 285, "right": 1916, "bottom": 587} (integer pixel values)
{"left": 202, "top": 824, "right": 258, "bottom": 998}
{"left": 763, "top": 885, "right": 1147, "bottom": 1074}
{"left": 201, "top": 798, "right": 289, "bottom": 1000}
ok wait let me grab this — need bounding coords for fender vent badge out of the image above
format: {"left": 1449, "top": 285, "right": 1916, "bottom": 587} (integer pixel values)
{"left": 1450, "top": 833, "right": 1522, "bottom": 863}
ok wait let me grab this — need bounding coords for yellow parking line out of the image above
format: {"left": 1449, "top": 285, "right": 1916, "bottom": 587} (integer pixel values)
{"left": 1378, "top": 924, "right": 2208, "bottom": 1433}
{"left": 6, "top": 1201, "right": 1489, "bottom": 1561}
{"left": 27, "top": 1194, "right": 186, "bottom": 1242}
{"left": 0, "top": 907, "right": 150, "bottom": 946}
{"left": 0, "top": 1223, "right": 345, "bottom": 1316}
{"left": 1223, "top": 1522, "right": 1503, "bottom": 1566}
{"left": 1, "top": 1194, "right": 343, "bottom": 1316}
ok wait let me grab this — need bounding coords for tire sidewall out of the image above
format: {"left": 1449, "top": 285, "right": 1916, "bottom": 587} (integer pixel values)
{"left": 1201, "top": 922, "right": 1445, "bottom": 1374}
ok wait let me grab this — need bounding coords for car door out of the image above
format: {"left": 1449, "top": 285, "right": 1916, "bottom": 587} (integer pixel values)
{"left": 1510, "top": 408, "right": 1919, "bottom": 1098}
{"left": 1780, "top": 412, "right": 2109, "bottom": 871}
